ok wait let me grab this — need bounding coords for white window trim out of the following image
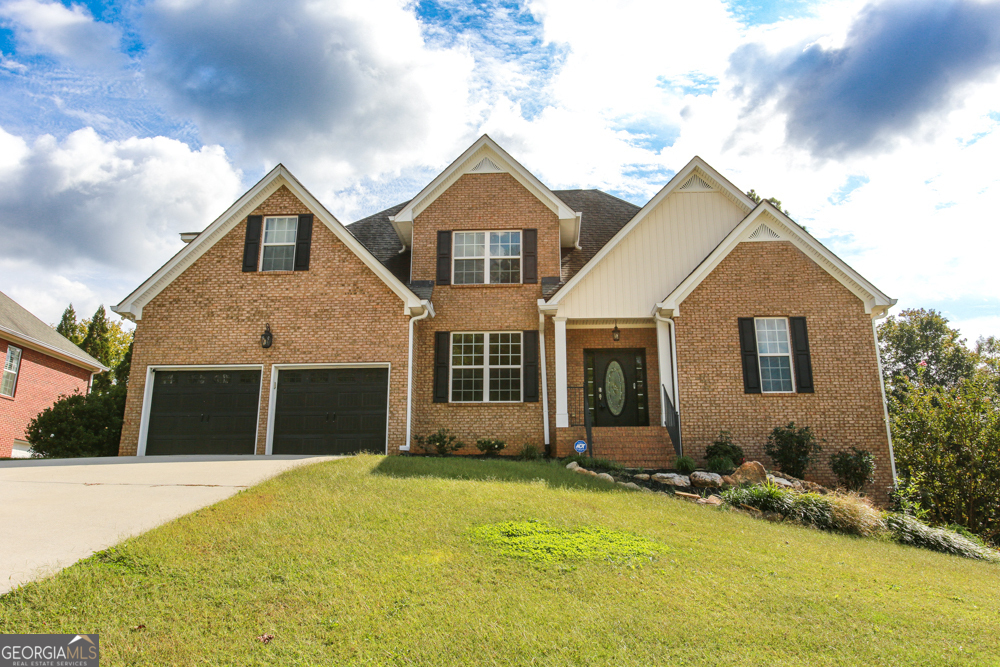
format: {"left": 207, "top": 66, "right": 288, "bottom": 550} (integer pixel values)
{"left": 1, "top": 344, "right": 22, "bottom": 398}
{"left": 449, "top": 331, "right": 523, "bottom": 403}
{"left": 260, "top": 216, "right": 298, "bottom": 271}
{"left": 452, "top": 230, "right": 523, "bottom": 285}
{"left": 754, "top": 317, "right": 796, "bottom": 394}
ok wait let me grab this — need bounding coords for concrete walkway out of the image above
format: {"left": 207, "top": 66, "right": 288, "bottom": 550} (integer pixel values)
{"left": 0, "top": 455, "right": 338, "bottom": 594}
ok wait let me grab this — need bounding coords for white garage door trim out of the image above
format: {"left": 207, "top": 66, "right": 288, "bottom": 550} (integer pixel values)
{"left": 136, "top": 364, "right": 265, "bottom": 456}
{"left": 264, "top": 363, "right": 392, "bottom": 456}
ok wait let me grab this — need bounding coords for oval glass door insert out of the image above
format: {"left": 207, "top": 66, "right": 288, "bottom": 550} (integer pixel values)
{"left": 605, "top": 360, "right": 626, "bottom": 416}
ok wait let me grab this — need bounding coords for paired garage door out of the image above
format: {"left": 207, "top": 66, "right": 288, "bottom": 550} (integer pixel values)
{"left": 271, "top": 367, "right": 388, "bottom": 455}
{"left": 146, "top": 369, "right": 261, "bottom": 455}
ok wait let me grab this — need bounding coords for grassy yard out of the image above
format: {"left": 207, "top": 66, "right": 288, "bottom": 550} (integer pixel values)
{"left": 2, "top": 455, "right": 999, "bottom": 666}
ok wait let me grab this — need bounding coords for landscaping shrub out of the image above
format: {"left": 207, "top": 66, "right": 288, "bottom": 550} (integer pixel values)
{"left": 721, "top": 486, "right": 884, "bottom": 537}
{"left": 829, "top": 493, "right": 886, "bottom": 537}
{"left": 26, "top": 384, "right": 127, "bottom": 458}
{"left": 413, "top": 428, "right": 464, "bottom": 456}
{"left": 721, "top": 483, "right": 791, "bottom": 515}
{"left": 674, "top": 456, "right": 697, "bottom": 474}
{"left": 705, "top": 430, "right": 744, "bottom": 468}
{"left": 706, "top": 456, "right": 735, "bottom": 475}
{"left": 829, "top": 447, "right": 876, "bottom": 491}
{"left": 517, "top": 444, "right": 543, "bottom": 461}
{"left": 476, "top": 438, "right": 506, "bottom": 456}
{"left": 886, "top": 514, "right": 1000, "bottom": 562}
{"left": 764, "top": 422, "right": 822, "bottom": 478}
{"left": 562, "top": 454, "right": 625, "bottom": 472}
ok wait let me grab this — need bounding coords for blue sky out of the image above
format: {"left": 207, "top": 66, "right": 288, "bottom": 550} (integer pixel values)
{"left": 0, "top": 0, "right": 999, "bottom": 342}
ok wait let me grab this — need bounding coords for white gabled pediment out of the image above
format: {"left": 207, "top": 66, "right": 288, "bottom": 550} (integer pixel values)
{"left": 112, "top": 165, "right": 428, "bottom": 320}
{"left": 747, "top": 222, "right": 782, "bottom": 241}
{"left": 389, "top": 135, "right": 580, "bottom": 249}
{"left": 679, "top": 174, "right": 713, "bottom": 191}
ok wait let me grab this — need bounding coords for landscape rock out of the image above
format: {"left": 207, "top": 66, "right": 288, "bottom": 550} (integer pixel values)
{"left": 587, "top": 470, "right": 599, "bottom": 477}
{"left": 633, "top": 473, "right": 650, "bottom": 481}
{"left": 622, "top": 482, "right": 643, "bottom": 491}
{"left": 721, "top": 475, "right": 735, "bottom": 486}
{"left": 566, "top": 461, "right": 580, "bottom": 471}
{"left": 574, "top": 467, "right": 590, "bottom": 475}
{"left": 768, "top": 475, "right": 794, "bottom": 489}
{"left": 690, "top": 471, "right": 723, "bottom": 488}
{"left": 675, "top": 491, "right": 700, "bottom": 501}
{"left": 596, "top": 473, "right": 615, "bottom": 483}
{"left": 730, "top": 461, "right": 767, "bottom": 486}
{"left": 697, "top": 495, "right": 724, "bottom": 506}
{"left": 653, "top": 473, "right": 690, "bottom": 487}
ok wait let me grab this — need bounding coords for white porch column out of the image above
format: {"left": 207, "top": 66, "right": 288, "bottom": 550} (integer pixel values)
{"left": 554, "top": 316, "right": 569, "bottom": 428}
{"left": 655, "top": 315, "right": 673, "bottom": 426}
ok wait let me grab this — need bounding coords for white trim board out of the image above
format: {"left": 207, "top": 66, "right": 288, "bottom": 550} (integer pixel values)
{"left": 136, "top": 364, "right": 265, "bottom": 457}
{"left": 113, "top": 165, "right": 427, "bottom": 321}
{"left": 264, "top": 363, "right": 392, "bottom": 456}
{"left": 656, "top": 202, "right": 896, "bottom": 316}
{"left": 389, "top": 135, "right": 580, "bottom": 248}
{"left": 0, "top": 324, "right": 108, "bottom": 372}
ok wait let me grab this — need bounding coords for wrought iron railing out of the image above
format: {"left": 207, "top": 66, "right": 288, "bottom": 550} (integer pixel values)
{"left": 662, "top": 384, "right": 682, "bottom": 457}
{"left": 566, "top": 385, "right": 594, "bottom": 458}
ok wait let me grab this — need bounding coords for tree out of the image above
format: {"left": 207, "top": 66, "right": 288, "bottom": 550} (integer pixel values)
{"left": 56, "top": 305, "right": 84, "bottom": 345}
{"left": 878, "top": 309, "right": 976, "bottom": 395}
{"left": 25, "top": 384, "right": 127, "bottom": 458}
{"left": 746, "top": 189, "right": 791, "bottom": 217}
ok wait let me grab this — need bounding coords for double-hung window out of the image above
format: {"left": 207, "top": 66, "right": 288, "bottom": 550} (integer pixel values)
{"left": 453, "top": 231, "right": 521, "bottom": 284}
{"left": 1, "top": 345, "right": 22, "bottom": 397}
{"left": 451, "top": 332, "right": 522, "bottom": 402}
{"left": 755, "top": 318, "right": 794, "bottom": 393}
{"left": 261, "top": 217, "right": 298, "bottom": 271}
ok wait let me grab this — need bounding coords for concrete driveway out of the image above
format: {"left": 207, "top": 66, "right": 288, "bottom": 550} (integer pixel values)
{"left": 0, "top": 455, "right": 338, "bottom": 594}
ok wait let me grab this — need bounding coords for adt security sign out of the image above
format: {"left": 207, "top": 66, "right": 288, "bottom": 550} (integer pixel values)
{"left": 573, "top": 440, "right": 588, "bottom": 454}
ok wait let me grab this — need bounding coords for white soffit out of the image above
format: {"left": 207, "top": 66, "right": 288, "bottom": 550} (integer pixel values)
{"left": 656, "top": 203, "right": 896, "bottom": 316}
{"left": 389, "top": 135, "right": 580, "bottom": 248}
{"left": 113, "top": 165, "right": 425, "bottom": 320}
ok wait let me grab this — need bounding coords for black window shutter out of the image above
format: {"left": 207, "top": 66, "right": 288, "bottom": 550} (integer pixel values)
{"left": 738, "top": 318, "right": 761, "bottom": 394}
{"left": 433, "top": 331, "right": 450, "bottom": 403}
{"left": 294, "top": 214, "right": 314, "bottom": 271}
{"left": 522, "top": 330, "right": 539, "bottom": 402}
{"left": 789, "top": 317, "right": 814, "bottom": 393}
{"left": 436, "top": 231, "right": 452, "bottom": 285}
{"left": 522, "top": 229, "right": 537, "bottom": 284}
{"left": 242, "top": 215, "right": 263, "bottom": 272}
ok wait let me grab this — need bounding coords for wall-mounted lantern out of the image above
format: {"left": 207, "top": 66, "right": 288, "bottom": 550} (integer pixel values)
{"left": 261, "top": 323, "right": 273, "bottom": 349}
{"left": 612, "top": 321, "right": 620, "bottom": 342}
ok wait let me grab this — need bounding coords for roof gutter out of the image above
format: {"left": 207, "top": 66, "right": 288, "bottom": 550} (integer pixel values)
{"left": 0, "top": 324, "right": 108, "bottom": 373}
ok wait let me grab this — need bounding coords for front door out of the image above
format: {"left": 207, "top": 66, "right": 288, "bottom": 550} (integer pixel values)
{"left": 585, "top": 349, "right": 649, "bottom": 427}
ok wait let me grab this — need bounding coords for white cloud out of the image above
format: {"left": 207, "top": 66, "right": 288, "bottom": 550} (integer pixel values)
{"left": 0, "top": 0, "right": 126, "bottom": 69}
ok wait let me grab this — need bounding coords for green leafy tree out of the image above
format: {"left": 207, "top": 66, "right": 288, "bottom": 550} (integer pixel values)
{"left": 746, "top": 189, "right": 791, "bottom": 217}
{"left": 890, "top": 367, "right": 1000, "bottom": 543}
{"left": 877, "top": 309, "right": 976, "bottom": 395}
{"left": 25, "top": 384, "right": 127, "bottom": 458}
{"left": 56, "top": 304, "right": 84, "bottom": 345}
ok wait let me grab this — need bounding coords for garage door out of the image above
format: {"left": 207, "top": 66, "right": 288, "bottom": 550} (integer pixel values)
{"left": 145, "top": 369, "right": 261, "bottom": 455}
{"left": 272, "top": 367, "right": 388, "bottom": 455}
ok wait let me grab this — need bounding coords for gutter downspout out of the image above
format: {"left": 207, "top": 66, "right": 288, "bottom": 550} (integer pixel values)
{"left": 872, "top": 314, "right": 898, "bottom": 485}
{"left": 402, "top": 304, "right": 431, "bottom": 452}
{"left": 654, "top": 312, "right": 680, "bottom": 414}
{"left": 538, "top": 312, "right": 550, "bottom": 449}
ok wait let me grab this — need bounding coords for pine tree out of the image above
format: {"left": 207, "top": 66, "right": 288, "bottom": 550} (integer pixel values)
{"left": 82, "top": 306, "right": 113, "bottom": 392}
{"left": 56, "top": 304, "right": 83, "bottom": 345}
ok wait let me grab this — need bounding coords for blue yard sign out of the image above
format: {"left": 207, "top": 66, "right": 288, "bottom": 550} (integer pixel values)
{"left": 574, "top": 440, "right": 588, "bottom": 453}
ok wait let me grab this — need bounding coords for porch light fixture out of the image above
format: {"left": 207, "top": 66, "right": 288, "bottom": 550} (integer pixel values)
{"left": 612, "top": 321, "right": 620, "bottom": 342}
{"left": 261, "top": 323, "right": 273, "bottom": 349}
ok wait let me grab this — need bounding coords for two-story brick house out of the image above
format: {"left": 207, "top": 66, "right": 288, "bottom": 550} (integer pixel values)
{"left": 113, "top": 135, "right": 898, "bottom": 492}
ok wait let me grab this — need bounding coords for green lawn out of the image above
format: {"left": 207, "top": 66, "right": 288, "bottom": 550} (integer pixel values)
{"left": 2, "top": 455, "right": 999, "bottom": 666}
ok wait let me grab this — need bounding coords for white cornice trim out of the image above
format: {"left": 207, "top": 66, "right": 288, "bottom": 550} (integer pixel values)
{"left": 0, "top": 325, "right": 108, "bottom": 372}
{"left": 114, "top": 165, "right": 425, "bottom": 320}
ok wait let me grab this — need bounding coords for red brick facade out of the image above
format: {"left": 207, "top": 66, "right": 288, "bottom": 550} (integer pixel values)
{"left": 119, "top": 185, "right": 411, "bottom": 455}
{"left": 1, "top": 337, "right": 92, "bottom": 457}
{"left": 674, "top": 241, "right": 893, "bottom": 495}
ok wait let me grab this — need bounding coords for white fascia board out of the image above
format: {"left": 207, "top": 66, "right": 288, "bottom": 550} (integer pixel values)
{"left": 545, "top": 156, "right": 756, "bottom": 306}
{"left": 0, "top": 324, "right": 109, "bottom": 372}
{"left": 390, "top": 134, "right": 578, "bottom": 245}
{"left": 656, "top": 202, "right": 895, "bottom": 315}
{"left": 114, "top": 165, "right": 424, "bottom": 320}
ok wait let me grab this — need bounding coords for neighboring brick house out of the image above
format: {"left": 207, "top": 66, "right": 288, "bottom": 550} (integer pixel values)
{"left": 113, "top": 135, "right": 898, "bottom": 494}
{"left": 0, "top": 291, "right": 108, "bottom": 458}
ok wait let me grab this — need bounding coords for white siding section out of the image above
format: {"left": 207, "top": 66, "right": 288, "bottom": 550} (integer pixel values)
{"left": 559, "top": 191, "right": 747, "bottom": 318}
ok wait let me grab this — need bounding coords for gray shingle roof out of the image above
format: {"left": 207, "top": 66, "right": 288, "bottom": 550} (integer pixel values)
{"left": 0, "top": 291, "right": 107, "bottom": 371}
{"left": 344, "top": 189, "right": 640, "bottom": 298}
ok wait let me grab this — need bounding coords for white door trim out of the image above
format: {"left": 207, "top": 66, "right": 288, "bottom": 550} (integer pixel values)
{"left": 265, "top": 362, "right": 392, "bottom": 456}
{"left": 136, "top": 364, "right": 265, "bottom": 457}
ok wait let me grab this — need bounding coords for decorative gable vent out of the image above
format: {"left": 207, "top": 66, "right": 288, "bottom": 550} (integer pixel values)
{"left": 747, "top": 223, "right": 782, "bottom": 241}
{"left": 469, "top": 156, "right": 503, "bottom": 173}
{"left": 679, "top": 174, "right": 713, "bottom": 191}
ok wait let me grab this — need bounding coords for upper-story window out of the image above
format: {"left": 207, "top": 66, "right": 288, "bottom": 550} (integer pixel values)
{"left": 755, "top": 318, "right": 794, "bottom": 393}
{"left": 1, "top": 345, "right": 22, "bottom": 397}
{"left": 453, "top": 231, "right": 521, "bottom": 284}
{"left": 261, "top": 217, "right": 298, "bottom": 271}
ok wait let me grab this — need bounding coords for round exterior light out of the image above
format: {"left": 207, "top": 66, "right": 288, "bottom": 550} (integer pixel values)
{"left": 261, "top": 323, "right": 273, "bottom": 349}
